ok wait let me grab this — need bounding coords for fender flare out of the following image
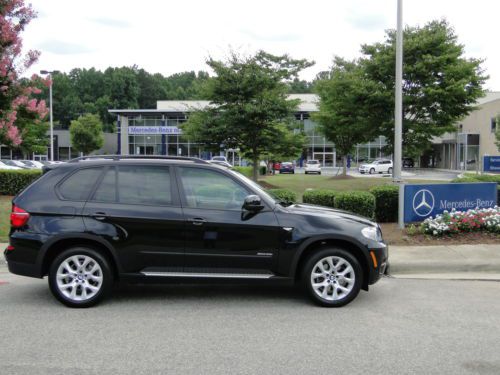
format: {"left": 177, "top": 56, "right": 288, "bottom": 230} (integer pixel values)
{"left": 36, "top": 233, "right": 123, "bottom": 274}
{"left": 289, "top": 234, "right": 372, "bottom": 279}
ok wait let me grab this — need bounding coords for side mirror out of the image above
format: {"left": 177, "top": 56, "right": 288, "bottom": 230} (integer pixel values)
{"left": 242, "top": 194, "right": 265, "bottom": 212}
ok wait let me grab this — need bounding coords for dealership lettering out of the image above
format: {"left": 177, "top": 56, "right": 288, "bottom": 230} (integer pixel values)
{"left": 439, "top": 199, "right": 494, "bottom": 210}
{"left": 129, "top": 126, "right": 182, "bottom": 135}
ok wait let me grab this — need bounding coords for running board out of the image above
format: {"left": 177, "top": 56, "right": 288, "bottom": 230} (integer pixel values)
{"left": 141, "top": 271, "right": 275, "bottom": 279}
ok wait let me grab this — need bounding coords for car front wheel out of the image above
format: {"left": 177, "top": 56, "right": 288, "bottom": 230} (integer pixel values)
{"left": 369, "top": 168, "right": 375, "bottom": 174}
{"left": 48, "top": 247, "right": 113, "bottom": 308}
{"left": 303, "top": 248, "right": 362, "bottom": 307}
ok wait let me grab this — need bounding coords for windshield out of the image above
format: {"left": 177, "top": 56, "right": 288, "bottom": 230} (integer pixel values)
{"left": 307, "top": 160, "right": 319, "bottom": 164}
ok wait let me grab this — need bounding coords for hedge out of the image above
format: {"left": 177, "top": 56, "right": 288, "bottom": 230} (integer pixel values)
{"left": 370, "top": 185, "right": 399, "bottom": 222}
{"left": 0, "top": 169, "right": 43, "bottom": 196}
{"left": 267, "top": 189, "right": 297, "bottom": 205}
{"left": 334, "top": 191, "right": 375, "bottom": 219}
{"left": 302, "top": 189, "right": 336, "bottom": 207}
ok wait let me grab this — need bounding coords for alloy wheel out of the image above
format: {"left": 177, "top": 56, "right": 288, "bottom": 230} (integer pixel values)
{"left": 310, "top": 256, "right": 356, "bottom": 301}
{"left": 56, "top": 255, "right": 103, "bottom": 301}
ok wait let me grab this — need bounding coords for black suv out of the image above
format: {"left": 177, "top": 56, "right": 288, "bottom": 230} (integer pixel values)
{"left": 4, "top": 156, "right": 388, "bottom": 308}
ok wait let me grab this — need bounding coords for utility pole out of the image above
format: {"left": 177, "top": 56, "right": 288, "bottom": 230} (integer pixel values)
{"left": 394, "top": 0, "right": 404, "bottom": 228}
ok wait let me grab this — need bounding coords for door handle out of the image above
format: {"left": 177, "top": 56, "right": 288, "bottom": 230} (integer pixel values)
{"left": 189, "top": 217, "right": 206, "bottom": 226}
{"left": 91, "top": 212, "right": 107, "bottom": 221}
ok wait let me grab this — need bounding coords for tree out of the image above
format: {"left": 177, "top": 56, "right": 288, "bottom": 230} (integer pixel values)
{"left": 314, "top": 58, "right": 385, "bottom": 175}
{"left": 69, "top": 114, "right": 104, "bottom": 155}
{"left": 183, "top": 51, "right": 313, "bottom": 180}
{"left": 360, "top": 19, "right": 487, "bottom": 155}
{"left": 0, "top": 0, "right": 48, "bottom": 147}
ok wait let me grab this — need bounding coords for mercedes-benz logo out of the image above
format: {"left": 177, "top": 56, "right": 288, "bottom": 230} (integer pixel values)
{"left": 412, "top": 189, "right": 435, "bottom": 217}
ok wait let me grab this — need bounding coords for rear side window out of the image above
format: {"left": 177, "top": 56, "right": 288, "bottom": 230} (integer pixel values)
{"left": 59, "top": 168, "right": 103, "bottom": 201}
{"left": 91, "top": 165, "right": 172, "bottom": 206}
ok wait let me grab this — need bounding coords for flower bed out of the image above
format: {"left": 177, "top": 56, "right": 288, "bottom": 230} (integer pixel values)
{"left": 421, "top": 207, "right": 500, "bottom": 236}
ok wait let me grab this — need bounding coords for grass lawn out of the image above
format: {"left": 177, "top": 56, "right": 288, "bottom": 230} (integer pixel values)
{"left": 0, "top": 196, "right": 12, "bottom": 243}
{"left": 259, "top": 174, "right": 447, "bottom": 201}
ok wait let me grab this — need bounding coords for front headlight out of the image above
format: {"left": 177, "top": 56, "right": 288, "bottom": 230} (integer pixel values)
{"left": 361, "top": 226, "right": 383, "bottom": 242}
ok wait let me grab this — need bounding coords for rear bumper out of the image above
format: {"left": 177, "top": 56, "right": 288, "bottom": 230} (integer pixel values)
{"left": 4, "top": 258, "right": 43, "bottom": 278}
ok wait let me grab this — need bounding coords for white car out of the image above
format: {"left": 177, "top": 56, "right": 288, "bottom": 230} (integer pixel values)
{"left": 0, "top": 160, "right": 22, "bottom": 170}
{"left": 211, "top": 156, "right": 228, "bottom": 163}
{"left": 304, "top": 160, "right": 321, "bottom": 175}
{"left": 19, "top": 160, "right": 44, "bottom": 169}
{"left": 359, "top": 159, "right": 393, "bottom": 174}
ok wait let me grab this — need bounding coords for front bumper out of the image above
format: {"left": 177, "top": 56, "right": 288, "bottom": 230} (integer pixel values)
{"left": 367, "top": 243, "right": 389, "bottom": 285}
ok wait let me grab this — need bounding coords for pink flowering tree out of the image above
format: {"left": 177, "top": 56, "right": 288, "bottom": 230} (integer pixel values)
{"left": 0, "top": 0, "right": 48, "bottom": 150}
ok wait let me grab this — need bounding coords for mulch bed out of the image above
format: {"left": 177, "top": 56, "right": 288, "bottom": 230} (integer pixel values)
{"left": 380, "top": 223, "right": 500, "bottom": 246}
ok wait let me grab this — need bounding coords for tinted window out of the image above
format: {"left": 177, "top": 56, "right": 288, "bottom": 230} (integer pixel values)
{"left": 59, "top": 168, "right": 103, "bottom": 201}
{"left": 118, "top": 165, "right": 171, "bottom": 205}
{"left": 179, "top": 167, "right": 249, "bottom": 210}
{"left": 93, "top": 168, "right": 117, "bottom": 203}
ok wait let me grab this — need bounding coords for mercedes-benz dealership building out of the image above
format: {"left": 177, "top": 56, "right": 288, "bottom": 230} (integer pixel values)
{"left": 109, "top": 94, "right": 390, "bottom": 166}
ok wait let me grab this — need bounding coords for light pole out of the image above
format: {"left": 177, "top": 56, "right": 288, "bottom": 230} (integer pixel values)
{"left": 40, "top": 70, "right": 59, "bottom": 161}
{"left": 394, "top": 0, "right": 404, "bottom": 228}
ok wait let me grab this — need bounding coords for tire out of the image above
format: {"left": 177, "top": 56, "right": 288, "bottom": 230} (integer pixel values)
{"left": 292, "top": 171, "right": 295, "bottom": 174}
{"left": 318, "top": 172, "right": 321, "bottom": 175}
{"left": 388, "top": 167, "right": 393, "bottom": 174}
{"left": 369, "top": 168, "right": 375, "bottom": 174}
{"left": 305, "top": 171, "right": 308, "bottom": 175}
{"left": 48, "top": 247, "right": 113, "bottom": 308}
{"left": 302, "top": 248, "right": 363, "bottom": 307}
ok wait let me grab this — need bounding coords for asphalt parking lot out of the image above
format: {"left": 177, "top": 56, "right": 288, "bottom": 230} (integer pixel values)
{"left": 1, "top": 271, "right": 500, "bottom": 375}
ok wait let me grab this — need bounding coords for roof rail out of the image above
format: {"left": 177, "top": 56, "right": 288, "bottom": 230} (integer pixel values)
{"left": 67, "top": 155, "right": 209, "bottom": 164}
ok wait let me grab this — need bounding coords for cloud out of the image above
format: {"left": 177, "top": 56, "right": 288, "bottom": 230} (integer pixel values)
{"left": 37, "top": 40, "right": 95, "bottom": 55}
{"left": 240, "top": 29, "right": 301, "bottom": 43}
{"left": 87, "top": 17, "right": 131, "bottom": 28}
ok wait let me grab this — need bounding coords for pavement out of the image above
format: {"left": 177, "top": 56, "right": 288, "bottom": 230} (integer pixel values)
{"left": 1, "top": 275, "right": 500, "bottom": 374}
{"left": 389, "top": 244, "right": 500, "bottom": 280}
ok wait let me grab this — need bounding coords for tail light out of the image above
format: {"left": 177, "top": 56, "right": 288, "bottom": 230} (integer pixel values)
{"left": 10, "top": 205, "right": 30, "bottom": 228}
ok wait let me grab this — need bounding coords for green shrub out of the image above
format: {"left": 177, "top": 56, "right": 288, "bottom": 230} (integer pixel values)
{"left": 194, "top": 184, "right": 234, "bottom": 199}
{"left": 0, "top": 169, "right": 43, "bottom": 196}
{"left": 334, "top": 191, "right": 375, "bottom": 218}
{"left": 302, "top": 189, "right": 336, "bottom": 207}
{"left": 370, "top": 185, "right": 399, "bottom": 222}
{"left": 267, "top": 189, "right": 297, "bottom": 205}
{"left": 232, "top": 166, "right": 253, "bottom": 178}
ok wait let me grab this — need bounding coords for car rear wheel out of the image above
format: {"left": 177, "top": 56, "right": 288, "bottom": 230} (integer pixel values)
{"left": 369, "top": 168, "right": 375, "bottom": 174}
{"left": 388, "top": 167, "right": 393, "bottom": 174}
{"left": 303, "top": 248, "right": 362, "bottom": 307}
{"left": 48, "top": 247, "right": 113, "bottom": 308}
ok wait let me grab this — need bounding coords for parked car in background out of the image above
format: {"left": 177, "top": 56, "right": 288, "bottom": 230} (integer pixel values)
{"left": 359, "top": 159, "right": 393, "bottom": 174}
{"left": 208, "top": 160, "right": 232, "bottom": 168}
{"left": 4, "top": 155, "right": 388, "bottom": 308}
{"left": 211, "top": 156, "right": 228, "bottom": 163}
{"left": 0, "top": 160, "right": 22, "bottom": 170}
{"left": 305, "top": 160, "right": 321, "bottom": 174}
{"left": 1, "top": 160, "right": 29, "bottom": 169}
{"left": 279, "top": 162, "right": 295, "bottom": 174}
{"left": 402, "top": 157, "right": 414, "bottom": 168}
{"left": 19, "top": 160, "right": 44, "bottom": 169}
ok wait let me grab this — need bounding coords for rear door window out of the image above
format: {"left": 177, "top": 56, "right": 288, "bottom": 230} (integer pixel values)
{"left": 59, "top": 168, "right": 103, "bottom": 201}
{"left": 91, "top": 165, "right": 173, "bottom": 206}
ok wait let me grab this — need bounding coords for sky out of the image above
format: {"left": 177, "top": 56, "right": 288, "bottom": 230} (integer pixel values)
{"left": 22, "top": 0, "right": 500, "bottom": 90}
